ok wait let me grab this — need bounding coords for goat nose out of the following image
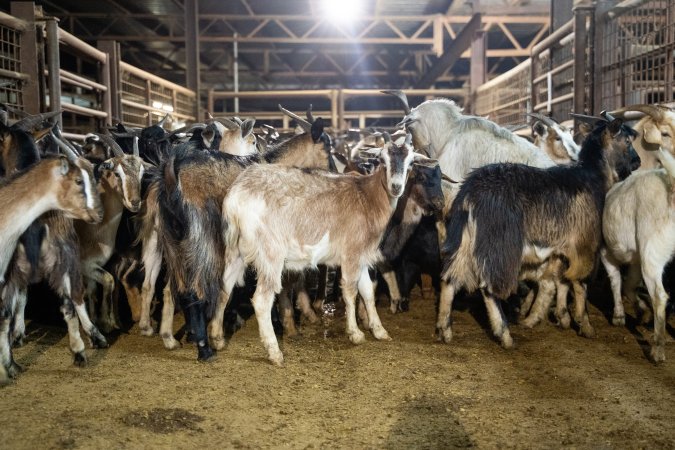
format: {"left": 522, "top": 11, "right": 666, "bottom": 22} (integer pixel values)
{"left": 131, "top": 199, "right": 141, "bottom": 210}
{"left": 390, "top": 183, "right": 403, "bottom": 197}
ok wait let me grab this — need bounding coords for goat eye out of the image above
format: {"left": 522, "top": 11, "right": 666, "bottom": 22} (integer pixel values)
{"left": 663, "top": 132, "right": 670, "bottom": 138}
{"left": 75, "top": 179, "right": 83, "bottom": 186}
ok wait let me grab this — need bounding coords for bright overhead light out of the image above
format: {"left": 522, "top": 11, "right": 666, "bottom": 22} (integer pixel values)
{"left": 321, "top": 0, "right": 363, "bottom": 23}
{"left": 152, "top": 100, "right": 163, "bottom": 109}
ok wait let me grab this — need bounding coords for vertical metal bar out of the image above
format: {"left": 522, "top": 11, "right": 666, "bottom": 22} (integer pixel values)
{"left": 330, "top": 89, "right": 338, "bottom": 128}
{"left": 11, "top": 2, "right": 41, "bottom": 114}
{"left": 337, "top": 89, "right": 345, "bottom": 130}
{"left": 185, "top": 0, "right": 201, "bottom": 120}
{"left": 234, "top": 32, "right": 239, "bottom": 114}
{"left": 469, "top": 29, "right": 486, "bottom": 114}
{"left": 207, "top": 89, "right": 214, "bottom": 115}
{"left": 666, "top": 1, "right": 674, "bottom": 101}
{"left": 45, "top": 18, "right": 61, "bottom": 126}
{"left": 573, "top": 5, "right": 589, "bottom": 117}
{"left": 146, "top": 79, "right": 152, "bottom": 126}
{"left": 98, "top": 40, "right": 119, "bottom": 122}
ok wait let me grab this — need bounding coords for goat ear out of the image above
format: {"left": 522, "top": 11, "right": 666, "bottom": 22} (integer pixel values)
{"left": 412, "top": 153, "right": 438, "bottom": 166}
{"left": 202, "top": 126, "right": 216, "bottom": 149}
{"left": 643, "top": 121, "right": 662, "bottom": 145}
{"left": 311, "top": 117, "right": 324, "bottom": 142}
{"left": 241, "top": 119, "right": 255, "bottom": 139}
{"left": 59, "top": 156, "right": 70, "bottom": 175}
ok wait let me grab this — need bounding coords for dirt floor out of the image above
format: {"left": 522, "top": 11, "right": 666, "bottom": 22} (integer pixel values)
{"left": 3, "top": 283, "right": 675, "bottom": 450}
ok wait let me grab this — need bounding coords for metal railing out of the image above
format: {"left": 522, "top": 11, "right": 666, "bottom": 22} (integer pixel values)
{"left": 120, "top": 62, "right": 197, "bottom": 129}
{"left": 208, "top": 88, "right": 467, "bottom": 131}
{"left": 1, "top": 2, "right": 197, "bottom": 138}
{"left": 594, "top": 0, "right": 675, "bottom": 110}
{"left": 0, "top": 11, "right": 27, "bottom": 121}
{"left": 474, "top": 0, "right": 675, "bottom": 128}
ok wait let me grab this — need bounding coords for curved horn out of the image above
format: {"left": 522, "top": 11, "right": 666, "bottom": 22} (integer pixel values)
{"left": 306, "top": 104, "right": 315, "bottom": 123}
{"left": 95, "top": 133, "right": 125, "bottom": 158}
{"left": 52, "top": 124, "right": 82, "bottom": 156}
{"left": 156, "top": 113, "right": 170, "bottom": 128}
{"left": 381, "top": 90, "right": 411, "bottom": 115}
{"left": 212, "top": 117, "right": 239, "bottom": 130}
{"left": 13, "top": 110, "right": 61, "bottom": 132}
{"left": 231, "top": 116, "right": 244, "bottom": 125}
{"left": 132, "top": 136, "right": 140, "bottom": 157}
{"left": 278, "top": 104, "right": 312, "bottom": 132}
{"left": 610, "top": 104, "right": 664, "bottom": 121}
{"left": 50, "top": 131, "right": 78, "bottom": 163}
{"left": 527, "top": 112, "right": 558, "bottom": 129}
{"left": 570, "top": 113, "right": 603, "bottom": 125}
{"left": 186, "top": 123, "right": 207, "bottom": 134}
{"left": 601, "top": 110, "right": 616, "bottom": 122}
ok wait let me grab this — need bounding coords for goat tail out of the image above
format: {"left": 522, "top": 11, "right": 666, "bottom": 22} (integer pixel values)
{"left": 658, "top": 148, "right": 675, "bottom": 182}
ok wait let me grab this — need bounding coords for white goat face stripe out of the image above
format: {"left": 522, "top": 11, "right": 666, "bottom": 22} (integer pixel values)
{"left": 116, "top": 164, "right": 129, "bottom": 203}
{"left": 80, "top": 168, "right": 95, "bottom": 210}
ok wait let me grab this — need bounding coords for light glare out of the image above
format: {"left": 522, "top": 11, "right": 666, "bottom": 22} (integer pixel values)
{"left": 321, "top": 0, "right": 363, "bottom": 23}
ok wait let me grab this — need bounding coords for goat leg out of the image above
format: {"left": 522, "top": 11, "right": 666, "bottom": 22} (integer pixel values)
{"left": 482, "top": 290, "right": 513, "bottom": 349}
{"left": 572, "top": 282, "right": 595, "bottom": 338}
{"left": 159, "top": 284, "right": 180, "bottom": 350}
{"left": 357, "top": 267, "right": 390, "bottom": 340}
{"left": 436, "top": 281, "right": 455, "bottom": 344}
{"left": 9, "top": 287, "right": 26, "bottom": 348}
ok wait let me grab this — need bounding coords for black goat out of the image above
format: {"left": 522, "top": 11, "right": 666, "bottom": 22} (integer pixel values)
{"left": 436, "top": 116, "right": 639, "bottom": 349}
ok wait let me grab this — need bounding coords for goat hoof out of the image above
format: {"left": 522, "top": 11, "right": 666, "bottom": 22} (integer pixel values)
{"left": 312, "top": 299, "right": 324, "bottom": 314}
{"left": 578, "top": 323, "right": 595, "bottom": 339}
{"left": 209, "top": 336, "right": 226, "bottom": 351}
{"left": 400, "top": 298, "right": 410, "bottom": 312}
{"left": 349, "top": 330, "right": 366, "bottom": 345}
{"left": 612, "top": 315, "right": 626, "bottom": 327}
{"left": 500, "top": 333, "right": 514, "bottom": 350}
{"left": 268, "top": 351, "right": 285, "bottom": 367}
{"left": 161, "top": 333, "right": 181, "bottom": 350}
{"left": 372, "top": 326, "right": 391, "bottom": 341}
{"left": 8, "top": 361, "right": 24, "bottom": 378}
{"left": 139, "top": 325, "right": 154, "bottom": 337}
{"left": 440, "top": 328, "right": 453, "bottom": 344}
{"left": 557, "top": 312, "right": 571, "bottom": 329}
{"left": 73, "top": 352, "right": 88, "bottom": 367}
{"left": 90, "top": 330, "right": 109, "bottom": 349}
{"left": 520, "top": 316, "right": 539, "bottom": 329}
{"left": 650, "top": 346, "right": 666, "bottom": 363}
{"left": 197, "top": 344, "right": 216, "bottom": 362}
{"left": 389, "top": 300, "right": 400, "bottom": 314}
{"left": 0, "top": 370, "right": 11, "bottom": 387}
{"left": 11, "top": 334, "right": 25, "bottom": 348}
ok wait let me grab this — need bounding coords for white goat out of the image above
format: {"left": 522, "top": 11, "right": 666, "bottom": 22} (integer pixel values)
{"left": 383, "top": 90, "right": 555, "bottom": 181}
{"left": 215, "top": 135, "right": 426, "bottom": 365}
{"left": 611, "top": 104, "right": 675, "bottom": 170}
{"left": 601, "top": 148, "right": 675, "bottom": 362}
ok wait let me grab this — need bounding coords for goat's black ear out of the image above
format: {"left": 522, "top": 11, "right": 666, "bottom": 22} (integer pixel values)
{"left": 311, "top": 117, "right": 324, "bottom": 142}
{"left": 202, "top": 126, "right": 216, "bottom": 149}
{"left": 241, "top": 119, "right": 255, "bottom": 139}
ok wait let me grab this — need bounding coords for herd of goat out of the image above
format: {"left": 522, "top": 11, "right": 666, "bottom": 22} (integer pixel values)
{"left": 0, "top": 91, "right": 674, "bottom": 384}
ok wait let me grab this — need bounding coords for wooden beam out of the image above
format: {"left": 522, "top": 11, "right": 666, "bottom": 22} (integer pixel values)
{"left": 416, "top": 13, "right": 482, "bottom": 88}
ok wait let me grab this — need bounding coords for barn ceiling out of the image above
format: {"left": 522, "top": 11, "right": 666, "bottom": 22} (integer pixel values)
{"left": 1, "top": 0, "right": 551, "bottom": 91}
